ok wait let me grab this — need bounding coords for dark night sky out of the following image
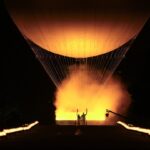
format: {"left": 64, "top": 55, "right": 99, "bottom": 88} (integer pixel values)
{"left": 116, "top": 19, "right": 150, "bottom": 125}
{"left": 1, "top": 0, "right": 150, "bottom": 128}
{"left": 1, "top": 1, "right": 56, "bottom": 128}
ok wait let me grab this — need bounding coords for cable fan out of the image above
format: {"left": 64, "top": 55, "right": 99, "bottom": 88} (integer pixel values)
{"left": 25, "top": 37, "right": 134, "bottom": 87}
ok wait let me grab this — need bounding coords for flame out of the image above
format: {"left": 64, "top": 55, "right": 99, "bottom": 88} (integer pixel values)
{"left": 55, "top": 65, "right": 131, "bottom": 124}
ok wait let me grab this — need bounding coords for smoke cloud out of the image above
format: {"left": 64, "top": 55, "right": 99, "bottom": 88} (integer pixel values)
{"left": 55, "top": 65, "right": 131, "bottom": 125}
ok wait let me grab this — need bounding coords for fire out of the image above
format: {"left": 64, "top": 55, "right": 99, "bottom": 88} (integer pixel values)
{"left": 55, "top": 65, "right": 131, "bottom": 124}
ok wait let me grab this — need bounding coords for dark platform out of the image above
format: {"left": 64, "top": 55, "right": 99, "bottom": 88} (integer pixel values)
{"left": 0, "top": 124, "right": 150, "bottom": 149}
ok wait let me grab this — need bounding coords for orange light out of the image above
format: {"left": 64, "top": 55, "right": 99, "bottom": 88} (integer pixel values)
{"left": 55, "top": 66, "right": 131, "bottom": 123}
{"left": 17, "top": 20, "right": 144, "bottom": 58}
{"left": 6, "top": 0, "right": 148, "bottom": 58}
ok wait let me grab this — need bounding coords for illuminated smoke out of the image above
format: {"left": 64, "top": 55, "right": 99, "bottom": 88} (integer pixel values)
{"left": 55, "top": 65, "right": 131, "bottom": 124}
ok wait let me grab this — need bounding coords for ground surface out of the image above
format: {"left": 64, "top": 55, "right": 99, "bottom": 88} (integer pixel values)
{"left": 0, "top": 124, "right": 150, "bottom": 149}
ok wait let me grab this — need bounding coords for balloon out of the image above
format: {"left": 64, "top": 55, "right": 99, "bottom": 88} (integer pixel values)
{"left": 5, "top": 0, "right": 150, "bottom": 86}
{"left": 5, "top": 0, "right": 149, "bottom": 58}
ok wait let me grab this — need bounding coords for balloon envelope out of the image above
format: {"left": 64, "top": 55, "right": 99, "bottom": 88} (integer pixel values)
{"left": 5, "top": 0, "right": 149, "bottom": 58}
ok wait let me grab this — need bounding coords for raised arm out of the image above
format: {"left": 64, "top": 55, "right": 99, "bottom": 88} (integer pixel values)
{"left": 76, "top": 109, "right": 79, "bottom": 115}
{"left": 85, "top": 108, "right": 88, "bottom": 115}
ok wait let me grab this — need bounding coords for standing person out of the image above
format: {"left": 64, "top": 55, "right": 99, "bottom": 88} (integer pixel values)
{"left": 81, "top": 108, "right": 88, "bottom": 125}
{"left": 76, "top": 109, "right": 81, "bottom": 125}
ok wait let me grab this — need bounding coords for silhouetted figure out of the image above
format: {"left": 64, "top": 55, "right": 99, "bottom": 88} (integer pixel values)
{"left": 81, "top": 108, "right": 88, "bottom": 125}
{"left": 76, "top": 109, "right": 81, "bottom": 125}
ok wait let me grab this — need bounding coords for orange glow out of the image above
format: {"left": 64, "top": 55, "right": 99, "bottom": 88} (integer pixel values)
{"left": 11, "top": 19, "right": 146, "bottom": 58}
{"left": 55, "top": 65, "right": 131, "bottom": 124}
{"left": 5, "top": 0, "right": 149, "bottom": 57}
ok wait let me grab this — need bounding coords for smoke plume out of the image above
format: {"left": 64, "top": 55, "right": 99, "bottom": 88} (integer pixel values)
{"left": 55, "top": 65, "right": 131, "bottom": 124}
